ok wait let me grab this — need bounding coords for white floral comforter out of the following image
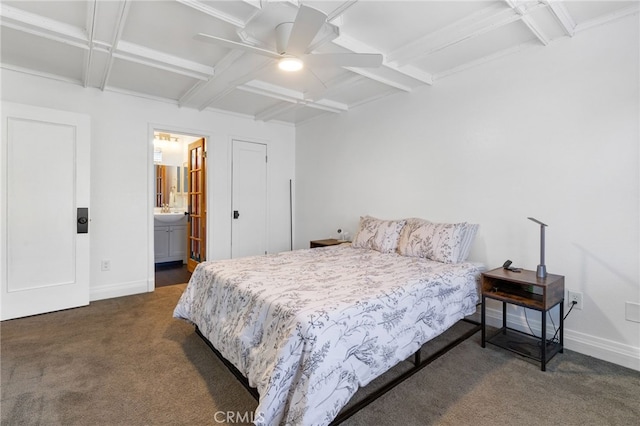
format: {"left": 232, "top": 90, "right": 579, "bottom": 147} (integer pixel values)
{"left": 173, "top": 244, "right": 481, "bottom": 426}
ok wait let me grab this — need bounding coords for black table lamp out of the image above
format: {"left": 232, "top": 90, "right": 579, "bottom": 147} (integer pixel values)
{"left": 528, "top": 217, "right": 548, "bottom": 279}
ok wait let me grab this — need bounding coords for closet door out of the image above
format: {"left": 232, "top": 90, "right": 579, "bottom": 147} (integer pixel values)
{"left": 231, "top": 140, "right": 267, "bottom": 258}
{"left": 1, "top": 102, "right": 90, "bottom": 320}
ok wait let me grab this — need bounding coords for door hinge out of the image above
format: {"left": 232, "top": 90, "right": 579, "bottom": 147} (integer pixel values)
{"left": 203, "top": 151, "right": 207, "bottom": 159}
{"left": 265, "top": 155, "right": 268, "bottom": 163}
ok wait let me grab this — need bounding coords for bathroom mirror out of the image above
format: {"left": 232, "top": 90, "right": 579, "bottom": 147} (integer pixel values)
{"left": 155, "top": 165, "right": 188, "bottom": 208}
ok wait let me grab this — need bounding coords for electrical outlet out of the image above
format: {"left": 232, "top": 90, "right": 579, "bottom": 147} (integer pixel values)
{"left": 101, "top": 259, "right": 111, "bottom": 271}
{"left": 625, "top": 302, "right": 640, "bottom": 323}
{"left": 568, "top": 290, "right": 583, "bottom": 310}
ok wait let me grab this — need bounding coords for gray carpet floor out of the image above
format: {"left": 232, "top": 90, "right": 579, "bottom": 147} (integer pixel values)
{"left": 2, "top": 284, "right": 639, "bottom": 426}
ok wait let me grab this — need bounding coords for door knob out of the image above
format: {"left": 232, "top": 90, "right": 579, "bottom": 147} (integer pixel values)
{"left": 233, "top": 210, "right": 240, "bottom": 219}
{"left": 77, "top": 207, "right": 88, "bottom": 233}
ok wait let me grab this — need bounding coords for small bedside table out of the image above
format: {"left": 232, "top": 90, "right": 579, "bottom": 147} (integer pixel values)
{"left": 310, "top": 239, "right": 349, "bottom": 248}
{"left": 481, "top": 267, "right": 565, "bottom": 371}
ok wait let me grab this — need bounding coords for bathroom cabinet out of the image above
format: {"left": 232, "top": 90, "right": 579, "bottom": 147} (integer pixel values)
{"left": 154, "top": 224, "right": 187, "bottom": 264}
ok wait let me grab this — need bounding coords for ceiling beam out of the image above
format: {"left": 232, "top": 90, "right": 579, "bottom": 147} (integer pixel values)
{"left": 100, "top": 0, "right": 131, "bottom": 90}
{"left": 326, "top": 0, "right": 359, "bottom": 23}
{"left": 239, "top": 80, "right": 306, "bottom": 103}
{"left": 385, "top": 63, "right": 433, "bottom": 86}
{"left": 542, "top": 0, "right": 576, "bottom": 37}
{"left": 0, "top": 3, "right": 88, "bottom": 49}
{"left": 312, "top": 98, "right": 348, "bottom": 113}
{"left": 520, "top": 14, "right": 549, "bottom": 46}
{"left": 254, "top": 102, "right": 300, "bottom": 122}
{"left": 1, "top": 0, "right": 216, "bottom": 87}
{"left": 243, "top": 80, "right": 348, "bottom": 113}
{"left": 504, "top": 0, "right": 549, "bottom": 46}
{"left": 114, "top": 40, "right": 214, "bottom": 79}
{"left": 198, "top": 59, "right": 274, "bottom": 110}
{"left": 387, "top": 2, "right": 524, "bottom": 66}
{"left": 241, "top": 1, "right": 263, "bottom": 10}
{"left": 344, "top": 67, "right": 412, "bottom": 92}
{"left": 349, "top": 88, "right": 398, "bottom": 110}
{"left": 574, "top": 3, "right": 640, "bottom": 34}
{"left": 175, "top": 0, "right": 255, "bottom": 28}
{"left": 303, "top": 72, "right": 362, "bottom": 102}
{"left": 0, "top": 0, "right": 257, "bottom": 90}
{"left": 0, "top": 63, "right": 83, "bottom": 85}
{"left": 434, "top": 40, "right": 539, "bottom": 81}
{"left": 252, "top": 100, "right": 345, "bottom": 123}
{"left": 82, "top": 0, "right": 98, "bottom": 88}
{"left": 103, "top": 85, "right": 182, "bottom": 106}
{"left": 179, "top": 49, "right": 244, "bottom": 106}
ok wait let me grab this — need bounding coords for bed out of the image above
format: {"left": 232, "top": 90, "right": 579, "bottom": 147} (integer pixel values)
{"left": 173, "top": 217, "right": 482, "bottom": 425}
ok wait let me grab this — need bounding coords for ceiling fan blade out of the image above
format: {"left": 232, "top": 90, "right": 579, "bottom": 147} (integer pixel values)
{"left": 304, "top": 53, "right": 383, "bottom": 68}
{"left": 286, "top": 5, "right": 327, "bottom": 55}
{"left": 194, "top": 33, "right": 281, "bottom": 60}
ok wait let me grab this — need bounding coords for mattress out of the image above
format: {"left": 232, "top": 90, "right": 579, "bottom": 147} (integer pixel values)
{"left": 174, "top": 243, "right": 482, "bottom": 425}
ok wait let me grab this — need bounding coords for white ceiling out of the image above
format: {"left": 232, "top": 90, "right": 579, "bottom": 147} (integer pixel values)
{"left": 1, "top": 1, "right": 638, "bottom": 126}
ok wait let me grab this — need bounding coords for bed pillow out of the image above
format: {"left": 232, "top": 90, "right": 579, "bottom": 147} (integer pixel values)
{"left": 457, "top": 223, "right": 479, "bottom": 263}
{"left": 397, "top": 220, "right": 467, "bottom": 264}
{"left": 397, "top": 217, "right": 431, "bottom": 254}
{"left": 351, "top": 216, "right": 406, "bottom": 253}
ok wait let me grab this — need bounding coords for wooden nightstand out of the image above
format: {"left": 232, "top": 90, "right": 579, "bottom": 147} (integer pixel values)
{"left": 310, "top": 239, "right": 349, "bottom": 248}
{"left": 481, "top": 267, "right": 565, "bottom": 371}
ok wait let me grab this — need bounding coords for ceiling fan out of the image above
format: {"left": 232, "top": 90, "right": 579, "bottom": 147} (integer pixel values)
{"left": 195, "top": 5, "right": 383, "bottom": 72}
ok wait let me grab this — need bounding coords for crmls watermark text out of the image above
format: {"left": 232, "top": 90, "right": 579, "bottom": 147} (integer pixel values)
{"left": 214, "top": 411, "right": 265, "bottom": 424}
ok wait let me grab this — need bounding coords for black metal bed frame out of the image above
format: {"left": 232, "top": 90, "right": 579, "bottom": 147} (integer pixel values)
{"left": 195, "top": 316, "right": 481, "bottom": 425}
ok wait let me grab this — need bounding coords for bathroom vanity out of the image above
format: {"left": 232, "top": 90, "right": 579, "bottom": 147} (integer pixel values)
{"left": 154, "top": 213, "right": 187, "bottom": 264}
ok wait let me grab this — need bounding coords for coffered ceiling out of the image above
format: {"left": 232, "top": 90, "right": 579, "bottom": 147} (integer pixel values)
{"left": 1, "top": 1, "right": 638, "bottom": 125}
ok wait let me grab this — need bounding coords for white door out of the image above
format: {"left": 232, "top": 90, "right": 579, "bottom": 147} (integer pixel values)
{"left": 231, "top": 140, "right": 267, "bottom": 258}
{"left": 1, "top": 102, "right": 90, "bottom": 320}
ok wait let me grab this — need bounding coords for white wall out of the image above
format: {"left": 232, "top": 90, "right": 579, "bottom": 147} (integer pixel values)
{"left": 295, "top": 15, "right": 639, "bottom": 370}
{"left": 1, "top": 70, "right": 295, "bottom": 300}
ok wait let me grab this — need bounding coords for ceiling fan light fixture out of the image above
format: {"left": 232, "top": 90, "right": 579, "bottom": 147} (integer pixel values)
{"left": 279, "top": 57, "right": 303, "bottom": 72}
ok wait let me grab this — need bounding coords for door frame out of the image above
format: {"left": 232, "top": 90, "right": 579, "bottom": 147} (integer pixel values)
{"left": 147, "top": 124, "right": 210, "bottom": 291}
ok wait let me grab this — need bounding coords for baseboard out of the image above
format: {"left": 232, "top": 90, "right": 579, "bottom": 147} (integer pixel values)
{"left": 90, "top": 279, "right": 151, "bottom": 301}
{"left": 484, "top": 306, "right": 640, "bottom": 372}
{"left": 563, "top": 328, "right": 640, "bottom": 372}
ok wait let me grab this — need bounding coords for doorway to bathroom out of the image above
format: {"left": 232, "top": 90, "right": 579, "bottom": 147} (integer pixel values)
{"left": 152, "top": 129, "right": 206, "bottom": 287}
